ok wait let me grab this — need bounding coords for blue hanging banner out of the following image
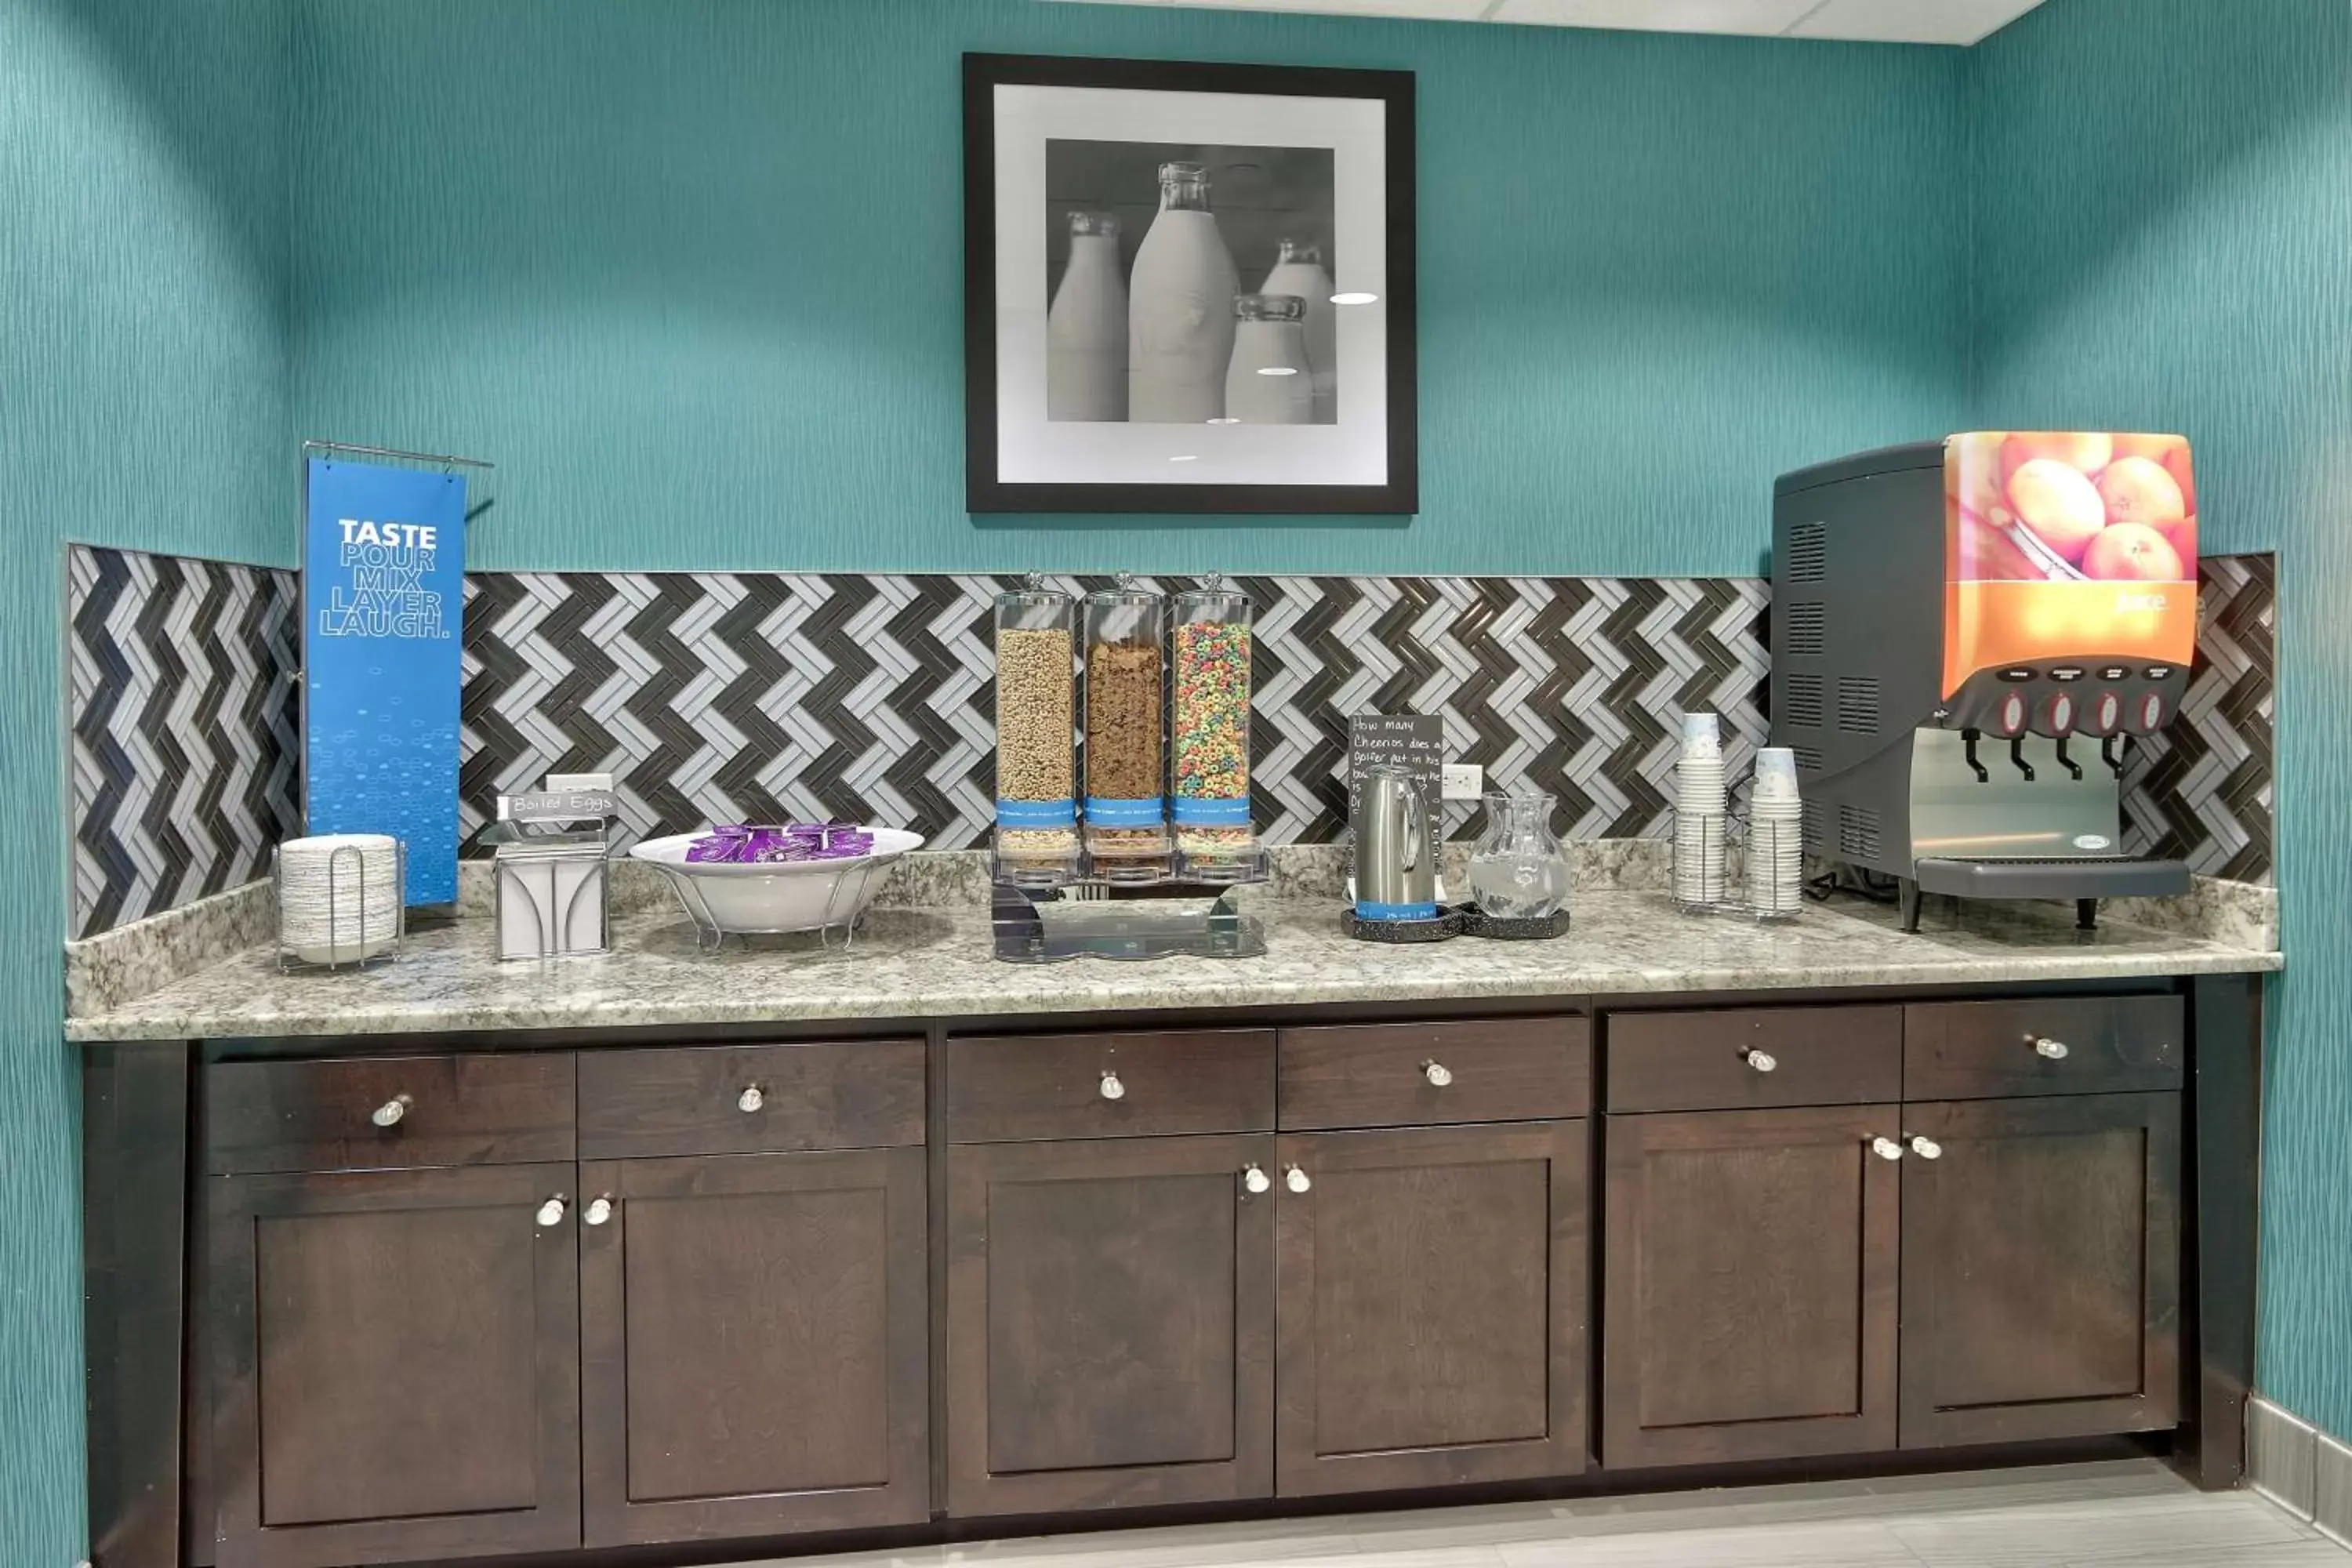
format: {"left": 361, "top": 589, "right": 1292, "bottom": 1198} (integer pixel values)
{"left": 303, "top": 457, "right": 465, "bottom": 905}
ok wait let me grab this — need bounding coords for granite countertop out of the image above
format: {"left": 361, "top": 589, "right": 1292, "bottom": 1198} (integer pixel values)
{"left": 65, "top": 889, "right": 2280, "bottom": 1044}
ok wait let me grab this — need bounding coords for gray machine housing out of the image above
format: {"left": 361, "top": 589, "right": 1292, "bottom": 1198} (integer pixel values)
{"left": 1769, "top": 441, "right": 2190, "bottom": 930}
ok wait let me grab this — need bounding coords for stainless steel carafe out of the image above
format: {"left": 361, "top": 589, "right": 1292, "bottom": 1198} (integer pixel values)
{"left": 1353, "top": 764, "right": 1436, "bottom": 920}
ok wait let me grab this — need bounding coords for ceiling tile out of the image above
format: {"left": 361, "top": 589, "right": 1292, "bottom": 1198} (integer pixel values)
{"left": 1046, "top": 0, "right": 2054, "bottom": 44}
{"left": 1786, "top": 0, "right": 2048, "bottom": 45}
{"left": 1046, "top": 0, "right": 1502, "bottom": 20}
{"left": 1491, "top": 0, "right": 1818, "bottom": 34}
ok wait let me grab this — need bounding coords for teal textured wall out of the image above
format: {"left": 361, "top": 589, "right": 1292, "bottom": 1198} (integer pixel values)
{"left": 0, "top": 0, "right": 292, "bottom": 1557}
{"left": 1970, "top": 0, "right": 2352, "bottom": 1432}
{"left": 289, "top": 0, "right": 1969, "bottom": 577}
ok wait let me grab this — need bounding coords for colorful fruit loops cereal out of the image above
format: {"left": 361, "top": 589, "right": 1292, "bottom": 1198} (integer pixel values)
{"left": 1174, "top": 622, "right": 1250, "bottom": 802}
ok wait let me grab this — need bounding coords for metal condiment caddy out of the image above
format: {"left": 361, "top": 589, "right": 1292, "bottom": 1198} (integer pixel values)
{"left": 484, "top": 786, "right": 621, "bottom": 960}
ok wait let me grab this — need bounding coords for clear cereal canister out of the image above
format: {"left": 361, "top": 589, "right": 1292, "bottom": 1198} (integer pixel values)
{"left": 1083, "top": 575, "right": 1169, "bottom": 880}
{"left": 993, "top": 576, "right": 1079, "bottom": 880}
{"left": 1171, "top": 574, "right": 1259, "bottom": 878}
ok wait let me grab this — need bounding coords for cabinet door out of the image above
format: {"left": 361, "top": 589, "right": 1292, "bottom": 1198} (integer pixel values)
{"left": 1602, "top": 1107, "right": 1900, "bottom": 1467}
{"left": 1900, "top": 1093, "right": 2180, "bottom": 1446}
{"left": 209, "top": 1165, "right": 580, "bottom": 1568}
{"left": 1274, "top": 1121, "right": 1587, "bottom": 1495}
{"left": 946, "top": 1134, "right": 1274, "bottom": 1515}
{"left": 579, "top": 1148, "right": 927, "bottom": 1545}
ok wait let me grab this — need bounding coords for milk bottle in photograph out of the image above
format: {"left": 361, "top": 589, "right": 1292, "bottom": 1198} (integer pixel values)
{"left": 1047, "top": 212, "right": 1127, "bottom": 422}
{"left": 1259, "top": 238, "right": 1337, "bottom": 423}
{"left": 1223, "top": 294, "right": 1313, "bottom": 425}
{"left": 1128, "top": 162, "right": 1238, "bottom": 424}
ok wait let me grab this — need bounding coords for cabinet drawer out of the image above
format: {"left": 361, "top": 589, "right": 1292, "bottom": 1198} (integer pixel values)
{"left": 945, "top": 1029, "right": 1275, "bottom": 1142}
{"left": 1606, "top": 1006, "right": 1901, "bottom": 1112}
{"left": 206, "top": 1052, "right": 575, "bottom": 1174}
{"left": 1278, "top": 1018, "right": 1590, "bottom": 1129}
{"left": 1904, "top": 996, "right": 2185, "bottom": 1099}
{"left": 578, "top": 1040, "right": 924, "bottom": 1158}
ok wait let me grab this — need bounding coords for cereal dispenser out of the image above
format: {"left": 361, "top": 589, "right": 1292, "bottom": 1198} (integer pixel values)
{"left": 1171, "top": 574, "right": 1264, "bottom": 881}
{"left": 987, "top": 572, "right": 1270, "bottom": 963}
{"left": 1082, "top": 576, "right": 1171, "bottom": 882}
{"left": 993, "top": 577, "right": 1080, "bottom": 884}
{"left": 1770, "top": 434, "right": 2198, "bottom": 931}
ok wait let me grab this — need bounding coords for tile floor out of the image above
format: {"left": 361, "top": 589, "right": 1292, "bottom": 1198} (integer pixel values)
{"left": 740, "top": 1460, "right": 2343, "bottom": 1568}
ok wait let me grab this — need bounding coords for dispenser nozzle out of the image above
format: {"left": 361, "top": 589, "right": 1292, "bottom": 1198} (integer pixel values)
{"left": 2009, "top": 737, "right": 2035, "bottom": 782}
{"left": 2101, "top": 735, "right": 2125, "bottom": 779}
{"left": 2054, "top": 738, "right": 2083, "bottom": 781}
{"left": 1961, "top": 728, "right": 1990, "bottom": 784}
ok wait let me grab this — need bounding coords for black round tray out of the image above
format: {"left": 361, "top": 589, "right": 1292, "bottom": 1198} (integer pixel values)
{"left": 1339, "top": 908, "right": 1461, "bottom": 944}
{"left": 1448, "top": 904, "right": 1572, "bottom": 941}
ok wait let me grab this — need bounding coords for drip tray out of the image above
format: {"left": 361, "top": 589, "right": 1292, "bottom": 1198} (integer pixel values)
{"left": 1913, "top": 856, "right": 2190, "bottom": 900}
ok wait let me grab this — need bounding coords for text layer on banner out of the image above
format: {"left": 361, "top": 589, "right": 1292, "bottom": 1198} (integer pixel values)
{"left": 303, "top": 457, "right": 464, "bottom": 904}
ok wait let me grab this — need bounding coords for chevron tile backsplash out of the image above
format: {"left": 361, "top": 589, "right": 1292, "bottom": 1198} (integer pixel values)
{"left": 459, "top": 572, "right": 1774, "bottom": 856}
{"left": 67, "top": 546, "right": 300, "bottom": 939}
{"left": 64, "top": 551, "right": 2278, "bottom": 938}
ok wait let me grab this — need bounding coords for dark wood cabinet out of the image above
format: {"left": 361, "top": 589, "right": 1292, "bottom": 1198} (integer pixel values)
{"left": 207, "top": 1164, "right": 582, "bottom": 1568}
{"left": 946, "top": 1134, "right": 1275, "bottom": 1515}
{"left": 136, "top": 996, "right": 2219, "bottom": 1568}
{"left": 1604, "top": 1006, "right": 1902, "bottom": 1113}
{"left": 578, "top": 1148, "right": 928, "bottom": 1545}
{"left": 1899, "top": 1093, "right": 2180, "bottom": 1446}
{"left": 1903, "top": 997, "right": 2185, "bottom": 1099}
{"left": 1276, "top": 1018, "right": 1591, "bottom": 1128}
{"left": 1602, "top": 1106, "right": 1900, "bottom": 1468}
{"left": 1273, "top": 1121, "right": 1587, "bottom": 1494}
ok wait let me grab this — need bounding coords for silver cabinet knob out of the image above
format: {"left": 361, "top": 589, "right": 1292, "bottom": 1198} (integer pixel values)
{"left": 583, "top": 1196, "right": 614, "bottom": 1226}
{"left": 1743, "top": 1049, "right": 1778, "bottom": 1073}
{"left": 1871, "top": 1137, "right": 1905, "bottom": 1162}
{"left": 738, "top": 1084, "right": 764, "bottom": 1113}
{"left": 1242, "top": 1163, "right": 1271, "bottom": 1195}
{"left": 370, "top": 1094, "right": 412, "bottom": 1128}
{"left": 535, "top": 1197, "right": 568, "bottom": 1228}
{"left": 1421, "top": 1059, "right": 1453, "bottom": 1087}
{"left": 2030, "top": 1035, "right": 2070, "bottom": 1060}
{"left": 1909, "top": 1136, "right": 1943, "bottom": 1160}
{"left": 1285, "top": 1163, "right": 1312, "bottom": 1194}
{"left": 1099, "top": 1070, "right": 1125, "bottom": 1102}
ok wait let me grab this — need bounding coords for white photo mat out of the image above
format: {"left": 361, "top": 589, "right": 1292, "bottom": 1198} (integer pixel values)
{"left": 991, "top": 82, "right": 1391, "bottom": 488}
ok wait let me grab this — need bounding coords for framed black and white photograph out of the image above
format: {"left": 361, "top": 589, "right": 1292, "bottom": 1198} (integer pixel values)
{"left": 964, "top": 53, "right": 1416, "bottom": 514}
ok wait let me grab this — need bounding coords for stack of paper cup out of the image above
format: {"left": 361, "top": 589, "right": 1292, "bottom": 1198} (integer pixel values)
{"left": 1748, "top": 747, "right": 1805, "bottom": 919}
{"left": 278, "top": 834, "right": 402, "bottom": 964}
{"left": 1673, "top": 712, "right": 1728, "bottom": 908}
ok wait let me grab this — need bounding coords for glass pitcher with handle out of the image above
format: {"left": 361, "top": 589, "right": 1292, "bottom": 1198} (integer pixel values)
{"left": 1469, "top": 791, "right": 1570, "bottom": 920}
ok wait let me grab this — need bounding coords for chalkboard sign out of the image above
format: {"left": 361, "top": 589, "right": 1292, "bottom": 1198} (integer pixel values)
{"left": 1347, "top": 713, "right": 1444, "bottom": 838}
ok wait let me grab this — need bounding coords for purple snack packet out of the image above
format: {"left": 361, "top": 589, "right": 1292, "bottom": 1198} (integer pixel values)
{"left": 683, "top": 822, "right": 879, "bottom": 864}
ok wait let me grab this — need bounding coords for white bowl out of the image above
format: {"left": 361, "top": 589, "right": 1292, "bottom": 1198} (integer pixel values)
{"left": 629, "top": 827, "right": 924, "bottom": 935}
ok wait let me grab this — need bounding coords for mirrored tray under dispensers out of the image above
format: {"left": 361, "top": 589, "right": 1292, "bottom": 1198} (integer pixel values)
{"left": 989, "top": 855, "right": 1268, "bottom": 964}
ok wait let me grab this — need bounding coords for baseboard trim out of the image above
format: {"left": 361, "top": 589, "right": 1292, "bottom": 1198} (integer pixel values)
{"left": 2246, "top": 1392, "right": 2352, "bottom": 1541}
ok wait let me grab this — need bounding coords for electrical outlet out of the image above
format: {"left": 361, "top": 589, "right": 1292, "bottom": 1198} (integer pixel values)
{"left": 1441, "top": 763, "right": 1484, "bottom": 800}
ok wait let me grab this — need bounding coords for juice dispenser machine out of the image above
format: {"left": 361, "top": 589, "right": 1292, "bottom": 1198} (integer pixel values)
{"left": 1770, "top": 433, "right": 2198, "bottom": 931}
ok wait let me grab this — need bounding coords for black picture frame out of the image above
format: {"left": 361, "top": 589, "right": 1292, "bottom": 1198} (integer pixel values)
{"left": 963, "top": 52, "right": 1417, "bottom": 516}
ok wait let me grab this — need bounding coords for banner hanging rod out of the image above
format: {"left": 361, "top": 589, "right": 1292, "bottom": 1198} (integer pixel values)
{"left": 303, "top": 437, "right": 495, "bottom": 471}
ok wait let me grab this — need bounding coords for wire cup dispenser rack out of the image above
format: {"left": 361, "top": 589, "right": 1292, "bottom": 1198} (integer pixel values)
{"left": 1671, "top": 811, "right": 1805, "bottom": 924}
